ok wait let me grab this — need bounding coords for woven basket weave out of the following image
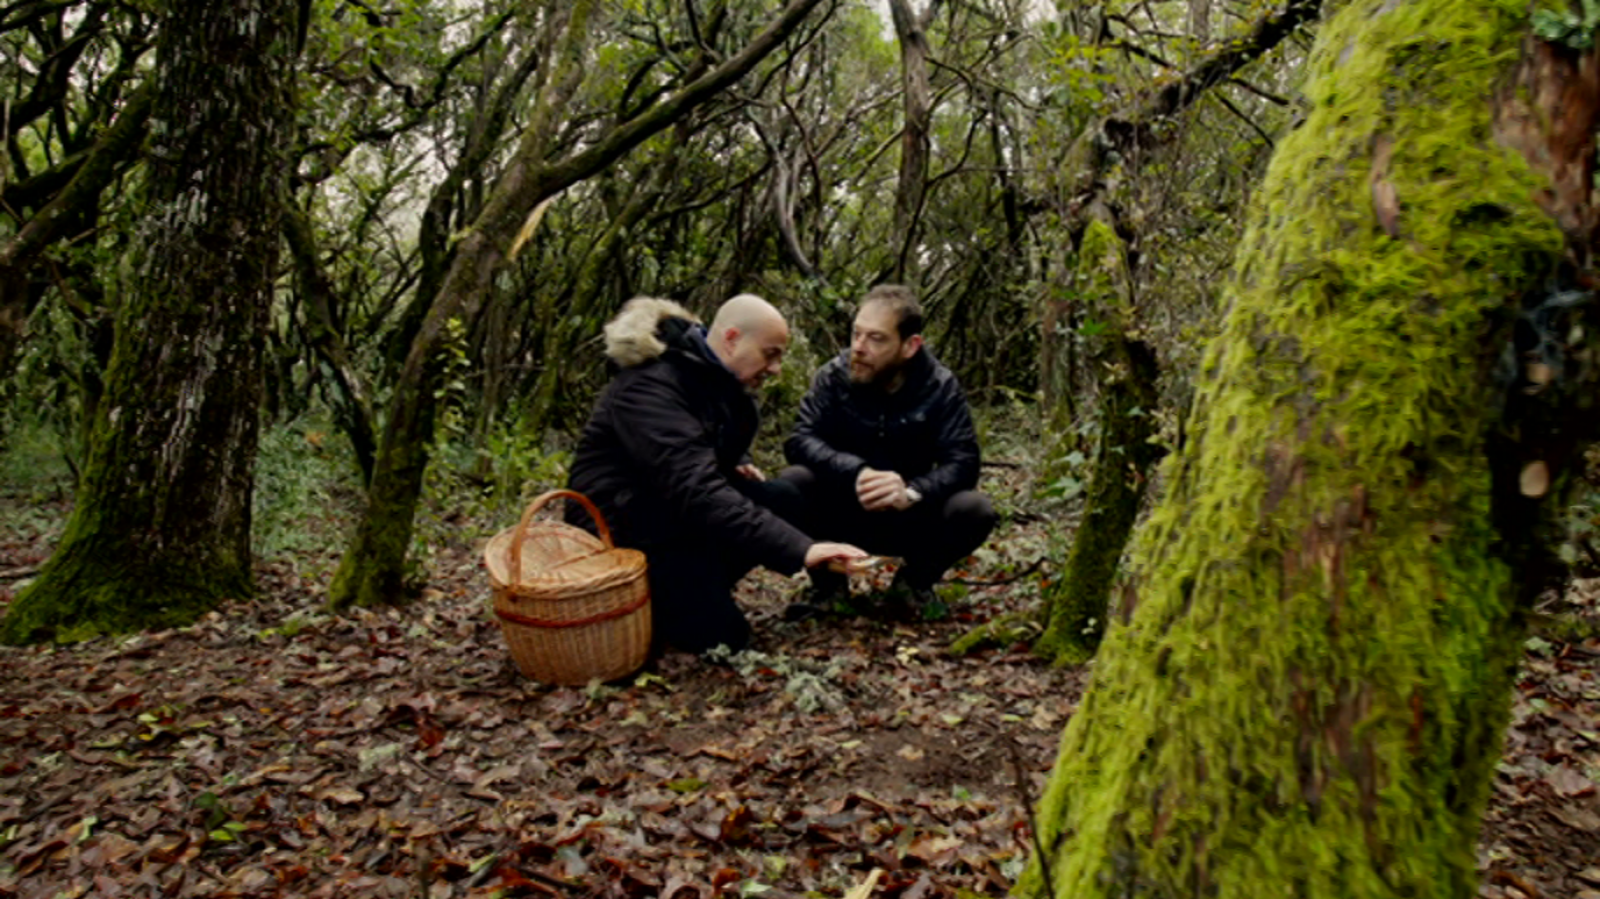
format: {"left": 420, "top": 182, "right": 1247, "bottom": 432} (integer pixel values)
{"left": 484, "top": 490, "right": 650, "bottom": 685}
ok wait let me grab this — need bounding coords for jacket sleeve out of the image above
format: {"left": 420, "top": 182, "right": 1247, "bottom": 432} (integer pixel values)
{"left": 907, "top": 378, "right": 981, "bottom": 504}
{"left": 784, "top": 367, "right": 868, "bottom": 483}
{"left": 613, "top": 373, "right": 813, "bottom": 574}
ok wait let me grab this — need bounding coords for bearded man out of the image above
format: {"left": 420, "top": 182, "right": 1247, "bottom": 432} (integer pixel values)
{"left": 780, "top": 284, "right": 997, "bottom": 618}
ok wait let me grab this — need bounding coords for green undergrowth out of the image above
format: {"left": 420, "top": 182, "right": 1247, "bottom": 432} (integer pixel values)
{"left": 252, "top": 417, "right": 364, "bottom": 562}
{"left": 0, "top": 415, "right": 76, "bottom": 503}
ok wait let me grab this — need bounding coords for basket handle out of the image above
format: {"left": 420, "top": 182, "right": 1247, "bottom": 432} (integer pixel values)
{"left": 508, "top": 489, "right": 616, "bottom": 578}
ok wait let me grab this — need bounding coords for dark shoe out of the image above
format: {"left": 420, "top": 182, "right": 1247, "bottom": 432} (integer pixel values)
{"left": 883, "top": 574, "right": 948, "bottom": 622}
{"left": 782, "top": 601, "right": 824, "bottom": 622}
{"left": 783, "top": 578, "right": 853, "bottom": 622}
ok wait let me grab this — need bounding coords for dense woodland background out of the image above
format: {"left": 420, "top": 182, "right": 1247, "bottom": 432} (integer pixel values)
{"left": 0, "top": 0, "right": 1299, "bottom": 590}
{"left": 5, "top": 0, "right": 1600, "bottom": 896}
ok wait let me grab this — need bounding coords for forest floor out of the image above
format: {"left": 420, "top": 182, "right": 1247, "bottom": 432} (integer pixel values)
{"left": 1, "top": 462, "right": 1599, "bottom": 899}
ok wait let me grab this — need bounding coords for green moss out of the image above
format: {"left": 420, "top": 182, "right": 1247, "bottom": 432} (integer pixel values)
{"left": 1076, "top": 219, "right": 1134, "bottom": 328}
{"left": 1041, "top": 218, "right": 1135, "bottom": 476}
{"left": 949, "top": 610, "right": 1042, "bottom": 656}
{"left": 1021, "top": 2, "right": 1563, "bottom": 896}
{"left": 1, "top": 518, "right": 251, "bottom": 644}
{"left": 327, "top": 423, "right": 432, "bottom": 610}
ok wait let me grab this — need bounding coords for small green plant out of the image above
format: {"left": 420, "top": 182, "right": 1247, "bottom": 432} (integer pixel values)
{"left": 703, "top": 646, "right": 849, "bottom": 714}
{"left": 431, "top": 316, "right": 473, "bottom": 443}
{"left": 1533, "top": 0, "right": 1600, "bottom": 49}
{"left": 421, "top": 418, "right": 572, "bottom": 541}
{"left": 1039, "top": 473, "right": 1084, "bottom": 501}
{"left": 192, "top": 791, "right": 249, "bottom": 843}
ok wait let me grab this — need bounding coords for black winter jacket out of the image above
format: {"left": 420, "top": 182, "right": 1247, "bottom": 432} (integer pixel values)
{"left": 565, "top": 305, "right": 812, "bottom": 574}
{"left": 783, "top": 347, "right": 980, "bottom": 504}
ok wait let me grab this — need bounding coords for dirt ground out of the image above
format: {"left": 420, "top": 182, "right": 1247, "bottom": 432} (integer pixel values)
{"left": 1, "top": 490, "right": 1598, "bottom": 898}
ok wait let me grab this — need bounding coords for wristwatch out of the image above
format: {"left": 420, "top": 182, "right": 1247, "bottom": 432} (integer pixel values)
{"left": 904, "top": 486, "right": 923, "bottom": 505}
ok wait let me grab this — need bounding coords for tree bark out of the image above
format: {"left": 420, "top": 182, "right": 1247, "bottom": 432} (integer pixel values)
{"left": 1189, "top": 0, "right": 1210, "bottom": 47}
{"left": 328, "top": 0, "right": 831, "bottom": 609}
{"left": 1020, "top": 2, "right": 1600, "bottom": 895}
{"left": 887, "top": 0, "right": 938, "bottom": 282}
{"left": 1, "top": 0, "right": 298, "bottom": 643}
{"left": 283, "top": 204, "right": 378, "bottom": 484}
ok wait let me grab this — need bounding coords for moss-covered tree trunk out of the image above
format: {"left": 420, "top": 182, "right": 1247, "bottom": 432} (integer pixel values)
{"left": 0, "top": 0, "right": 298, "bottom": 643}
{"left": 1036, "top": 213, "right": 1162, "bottom": 665}
{"left": 1020, "top": 3, "right": 1600, "bottom": 896}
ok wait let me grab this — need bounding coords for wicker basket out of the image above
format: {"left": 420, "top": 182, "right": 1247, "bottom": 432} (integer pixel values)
{"left": 484, "top": 489, "right": 650, "bottom": 685}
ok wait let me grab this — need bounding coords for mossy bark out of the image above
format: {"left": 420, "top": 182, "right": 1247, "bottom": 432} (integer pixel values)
{"left": 1037, "top": 216, "right": 1164, "bottom": 666}
{"left": 1036, "top": 345, "right": 1159, "bottom": 665}
{"left": 327, "top": 378, "right": 438, "bottom": 609}
{"left": 1019, "top": 3, "right": 1600, "bottom": 896}
{"left": 0, "top": 0, "right": 298, "bottom": 644}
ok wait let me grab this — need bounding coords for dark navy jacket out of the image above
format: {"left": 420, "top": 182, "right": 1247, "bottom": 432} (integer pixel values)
{"left": 566, "top": 316, "right": 811, "bottom": 574}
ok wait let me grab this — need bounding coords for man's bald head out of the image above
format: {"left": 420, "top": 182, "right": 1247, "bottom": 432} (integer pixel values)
{"left": 708, "top": 293, "right": 790, "bottom": 389}
{"left": 711, "top": 293, "right": 786, "bottom": 337}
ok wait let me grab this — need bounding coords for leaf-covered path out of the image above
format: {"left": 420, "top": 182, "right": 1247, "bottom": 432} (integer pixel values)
{"left": 2, "top": 499, "right": 1598, "bottom": 898}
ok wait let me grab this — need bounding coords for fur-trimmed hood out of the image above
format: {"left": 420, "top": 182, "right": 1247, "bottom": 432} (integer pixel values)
{"left": 604, "top": 297, "right": 701, "bottom": 367}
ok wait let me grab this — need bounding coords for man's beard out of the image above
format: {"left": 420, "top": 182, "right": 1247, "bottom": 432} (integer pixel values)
{"left": 850, "top": 357, "right": 903, "bottom": 386}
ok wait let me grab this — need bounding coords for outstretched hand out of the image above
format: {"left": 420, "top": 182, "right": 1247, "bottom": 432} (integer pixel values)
{"left": 804, "top": 541, "right": 868, "bottom": 570}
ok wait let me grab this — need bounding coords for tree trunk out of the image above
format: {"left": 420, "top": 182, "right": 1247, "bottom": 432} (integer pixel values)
{"left": 1019, "top": 3, "right": 1600, "bottom": 896}
{"left": 1036, "top": 216, "right": 1162, "bottom": 666}
{"left": 283, "top": 204, "right": 378, "bottom": 484}
{"left": 1, "top": 0, "right": 298, "bottom": 644}
{"left": 888, "top": 0, "right": 937, "bottom": 282}
{"left": 1189, "top": 0, "right": 1210, "bottom": 46}
{"left": 327, "top": 0, "right": 830, "bottom": 610}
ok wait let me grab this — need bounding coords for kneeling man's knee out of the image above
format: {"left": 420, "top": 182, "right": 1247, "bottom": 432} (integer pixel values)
{"left": 948, "top": 490, "right": 997, "bottom": 530}
{"left": 775, "top": 464, "right": 817, "bottom": 491}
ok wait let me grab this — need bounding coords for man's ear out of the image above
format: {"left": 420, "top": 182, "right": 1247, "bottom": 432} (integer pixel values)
{"left": 902, "top": 334, "right": 924, "bottom": 359}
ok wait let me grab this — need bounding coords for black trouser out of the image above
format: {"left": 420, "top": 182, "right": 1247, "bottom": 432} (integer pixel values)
{"left": 644, "top": 477, "right": 805, "bottom": 655}
{"left": 776, "top": 465, "right": 997, "bottom": 589}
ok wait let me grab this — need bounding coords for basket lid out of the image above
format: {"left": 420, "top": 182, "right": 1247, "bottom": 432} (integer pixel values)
{"left": 529, "top": 547, "right": 647, "bottom": 592}
{"left": 484, "top": 524, "right": 601, "bottom": 582}
{"left": 485, "top": 526, "right": 645, "bottom": 590}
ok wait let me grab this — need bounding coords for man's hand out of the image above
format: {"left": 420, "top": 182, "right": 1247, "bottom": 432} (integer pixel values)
{"left": 855, "top": 467, "right": 914, "bottom": 511}
{"left": 804, "top": 541, "right": 869, "bottom": 569}
{"left": 736, "top": 463, "right": 766, "bottom": 482}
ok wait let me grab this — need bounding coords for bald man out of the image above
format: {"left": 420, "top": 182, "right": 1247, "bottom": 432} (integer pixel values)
{"left": 565, "top": 295, "right": 866, "bottom": 657}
